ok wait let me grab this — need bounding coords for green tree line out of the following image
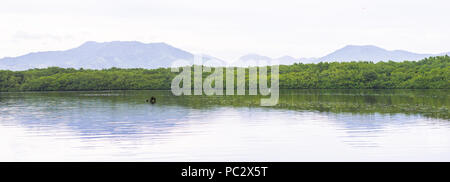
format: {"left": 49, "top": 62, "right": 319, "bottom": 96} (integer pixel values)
{"left": 0, "top": 55, "right": 449, "bottom": 91}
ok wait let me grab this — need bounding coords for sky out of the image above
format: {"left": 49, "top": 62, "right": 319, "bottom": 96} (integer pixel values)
{"left": 0, "top": 0, "right": 449, "bottom": 61}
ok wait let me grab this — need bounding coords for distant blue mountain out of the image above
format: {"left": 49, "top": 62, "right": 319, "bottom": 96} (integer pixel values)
{"left": 0, "top": 41, "right": 194, "bottom": 70}
{"left": 233, "top": 45, "right": 448, "bottom": 66}
{"left": 316, "top": 45, "right": 439, "bottom": 62}
{"left": 0, "top": 42, "right": 448, "bottom": 70}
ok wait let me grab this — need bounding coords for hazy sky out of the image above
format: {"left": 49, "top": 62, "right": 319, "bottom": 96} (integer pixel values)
{"left": 0, "top": 0, "right": 449, "bottom": 61}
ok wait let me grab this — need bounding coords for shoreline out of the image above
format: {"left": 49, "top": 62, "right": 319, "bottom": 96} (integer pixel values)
{"left": 1, "top": 88, "right": 449, "bottom": 93}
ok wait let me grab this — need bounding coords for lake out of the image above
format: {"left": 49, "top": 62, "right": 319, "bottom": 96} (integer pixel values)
{"left": 0, "top": 89, "right": 449, "bottom": 161}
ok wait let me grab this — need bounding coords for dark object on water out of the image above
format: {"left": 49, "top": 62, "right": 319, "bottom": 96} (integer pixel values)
{"left": 150, "top": 96, "right": 156, "bottom": 104}
{"left": 146, "top": 96, "right": 156, "bottom": 104}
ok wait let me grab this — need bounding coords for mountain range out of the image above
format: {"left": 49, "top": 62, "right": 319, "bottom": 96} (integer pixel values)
{"left": 0, "top": 41, "right": 448, "bottom": 70}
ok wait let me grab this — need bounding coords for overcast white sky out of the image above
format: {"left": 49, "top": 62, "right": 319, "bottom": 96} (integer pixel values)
{"left": 0, "top": 0, "right": 449, "bottom": 61}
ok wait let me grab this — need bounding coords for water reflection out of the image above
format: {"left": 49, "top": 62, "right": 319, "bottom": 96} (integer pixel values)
{"left": 0, "top": 90, "right": 449, "bottom": 161}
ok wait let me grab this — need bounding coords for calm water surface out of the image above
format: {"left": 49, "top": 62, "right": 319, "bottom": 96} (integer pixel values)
{"left": 0, "top": 89, "right": 449, "bottom": 161}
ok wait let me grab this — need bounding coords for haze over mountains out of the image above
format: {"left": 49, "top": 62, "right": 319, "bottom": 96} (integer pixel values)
{"left": 0, "top": 41, "right": 194, "bottom": 70}
{"left": 317, "top": 45, "right": 449, "bottom": 62}
{"left": 0, "top": 41, "right": 448, "bottom": 70}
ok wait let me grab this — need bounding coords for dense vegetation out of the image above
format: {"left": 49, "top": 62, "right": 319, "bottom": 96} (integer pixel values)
{"left": 0, "top": 55, "right": 448, "bottom": 91}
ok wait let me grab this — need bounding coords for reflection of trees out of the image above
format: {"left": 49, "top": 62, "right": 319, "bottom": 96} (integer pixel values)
{"left": 0, "top": 89, "right": 448, "bottom": 139}
{"left": 0, "top": 89, "right": 447, "bottom": 153}
{"left": 0, "top": 91, "right": 192, "bottom": 139}
{"left": 16, "top": 89, "right": 444, "bottom": 119}
{"left": 161, "top": 89, "right": 449, "bottom": 119}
